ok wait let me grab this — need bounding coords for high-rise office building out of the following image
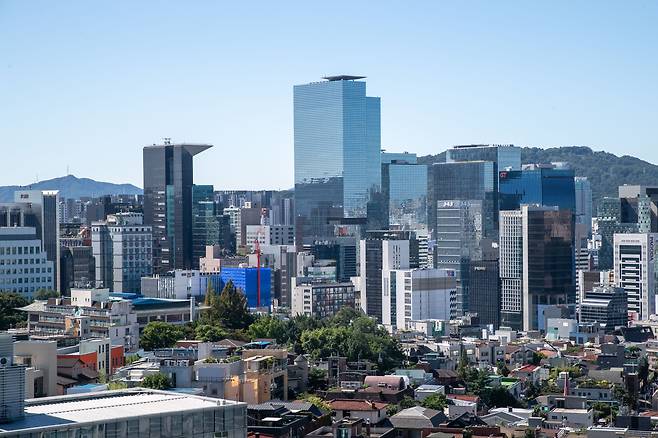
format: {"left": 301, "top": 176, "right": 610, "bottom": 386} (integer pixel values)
{"left": 613, "top": 233, "right": 658, "bottom": 320}
{"left": 499, "top": 210, "right": 523, "bottom": 329}
{"left": 468, "top": 259, "right": 501, "bottom": 328}
{"left": 381, "top": 151, "right": 428, "bottom": 232}
{"left": 444, "top": 144, "right": 521, "bottom": 233}
{"left": 500, "top": 206, "right": 574, "bottom": 330}
{"left": 383, "top": 268, "right": 456, "bottom": 331}
{"left": 499, "top": 164, "right": 576, "bottom": 213}
{"left": 309, "top": 238, "right": 358, "bottom": 283}
{"left": 92, "top": 213, "right": 152, "bottom": 293}
{"left": 143, "top": 141, "right": 212, "bottom": 273}
{"left": 1, "top": 190, "right": 61, "bottom": 292}
{"left": 522, "top": 206, "right": 574, "bottom": 331}
{"left": 435, "top": 200, "right": 493, "bottom": 318}
{"left": 359, "top": 230, "right": 417, "bottom": 322}
{"left": 294, "top": 75, "right": 381, "bottom": 246}
{"left": 427, "top": 161, "right": 496, "bottom": 242}
{"left": 0, "top": 227, "right": 54, "bottom": 298}
{"left": 575, "top": 177, "right": 593, "bottom": 238}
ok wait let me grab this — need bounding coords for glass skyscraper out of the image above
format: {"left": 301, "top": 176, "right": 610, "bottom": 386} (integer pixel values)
{"left": 294, "top": 76, "right": 381, "bottom": 246}
{"left": 498, "top": 164, "right": 576, "bottom": 212}
{"left": 143, "top": 142, "right": 212, "bottom": 273}
{"left": 381, "top": 152, "right": 428, "bottom": 232}
{"left": 427, "top": 161, "right": 496, "bottom": 241}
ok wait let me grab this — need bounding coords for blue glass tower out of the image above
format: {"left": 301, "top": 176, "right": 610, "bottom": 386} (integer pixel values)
{"left": 381, "top": 152, "right": 428, "bottom": 232}
{"left": 294, "top": 76, "right": 381, "bottom": 246}
{"left": 499, "top": 165, "right": 576, "bottom": 212}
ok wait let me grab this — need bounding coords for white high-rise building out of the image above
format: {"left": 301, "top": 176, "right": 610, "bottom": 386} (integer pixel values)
{"left": 382, "top": 268, "right": 456, "bottom": 331}
{"left": 613, "top": 233, "right": 658, "bottom": 320}
{"left": 499, "top": 210, "right": 523, "bottom": 329}
{"left": 0, "top": 227, "right": 54, "bottom": 298}
{"left": 575, "top": 177, "right": 593, "bottom": 238}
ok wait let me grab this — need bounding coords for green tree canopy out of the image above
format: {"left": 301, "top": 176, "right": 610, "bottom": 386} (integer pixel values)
{"left": 195, "top": 324, "right": 228, "bottom": 342}
{"left": 420, "top": 393, "right": 447, "bottom": 411}
{"left": 141, "top": 373, "right": 172, "bottom": 390}
{"left": 0, "top": 292, "right": 29, "bottom": 330}
{"left": 140, "top": 321, "right": 185, "bottom": 351}
{"left": 248, "top": 316, "right": 288, "bottom": 344}
{"left": 214, "top": 281, "right": 254, "bottom": 330}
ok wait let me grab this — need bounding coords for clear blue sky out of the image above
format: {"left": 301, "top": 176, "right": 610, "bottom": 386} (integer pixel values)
{"left": 1, "top": 1, "right": 656, "bottom": 189}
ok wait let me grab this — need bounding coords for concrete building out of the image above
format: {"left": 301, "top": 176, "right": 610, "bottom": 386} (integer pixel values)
{"left": 291, "top": 281, "right": 355, "bottom": 318}
{"left": 383, "top": 268, "right": 456, "bottom": 331}
{"left": 0, "top": 388, "right": 246, "bottom": 437}
{"left": 613, "top": 233, "right": 658, "bottom": 320}
{"left": 245, "top": 225, "right": 295, "bottom": 249}
{"left": 92, "top": 213, "right": 152, "bottom": 293}
{"left": 0, "top": 227, "right": 54, "bottom": 298}
{"left": 140, "top": 269, "right": 221, "bottom": 300}
{"left": 1, "top": 190, "right": 61, "bottom": 291}
{"left": 13, "top": 340, "right": 58, "bottom": 399}
{"left": 579, "top": 286, "right": 628, "bottom": 331}
{"left": 0, "top": 333, "right": 26, "bottom": 424}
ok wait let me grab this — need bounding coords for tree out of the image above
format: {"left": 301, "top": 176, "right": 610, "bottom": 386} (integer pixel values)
{"left": 638, "top": 355, "right": 649, "bottom": 388}
{"left": 214, "top": 281, "right": 253, "bottom": 330}
{"left": 0, "top": 292, "right": 29, "bottom": 330}
{"left": 457, "top": 347, "right": 469, "bottom": 379}
{"left": 421, "top": 393, "right": 447, "bottom": 410}
{"left": 592, "top": 402, "right": 615, "bottom": 423}
{"left": 482, "top": 386, "right": 519, "bottom": 408}
{"left": 530, "top": 352, "right": 544, "bottom": 366}
{"left": 523, "top": 429, "right": 536, "bottom": 438}
{"left": 139, "top": 321, "right": 185, "bottom": 351}
{"left": 399, "top": 396, "right": 418, "bottom": 409}
{"left": 248, "top": 316, "right": 288, "bottom": 344}
{"left": 195, "top": 324, "right": 228, "bottom": 342}
{"left": 107, "top": 381, "right": 128, "bottom": 390}
{"left": 307, "top": 367, "right": 327, "bottom": 392}
{"left": 298, "top": 393, "right": 331, "bottom": 411}
{"left": 33, "top": 288, "right": 60, "bottom": 300}
{"left": 497, "top": 360, "right": 510, "bottom": 377}
{"left": 141, "top": 373, "right": 172, "bottom": 390}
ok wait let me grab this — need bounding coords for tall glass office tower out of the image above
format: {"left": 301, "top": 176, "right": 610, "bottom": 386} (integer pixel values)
{"left": 143, "top": 142, "right": 212, "bottom": 273}
{"left": 381, "top": 152, "right": 428, "bottom": 232}
{"left": 294, "top": 76, "right": 381, "bottom": 246}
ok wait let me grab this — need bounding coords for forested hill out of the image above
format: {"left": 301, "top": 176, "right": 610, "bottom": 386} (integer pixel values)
{"left": 418, "top": 146, "right": 658, "bottom": 208}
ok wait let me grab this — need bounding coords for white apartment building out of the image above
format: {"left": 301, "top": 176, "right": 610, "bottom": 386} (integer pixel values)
{"left": 245, "top": 225, "right": 294, "bottom": 248}
{"left": 614, "top": 233, "right": 658, "bottom": 320}
{"left": 382, "top": 268, "right": 456, "bottom": 331}
{"left": 0, "top": 227, "right": 54, "bottom": 298}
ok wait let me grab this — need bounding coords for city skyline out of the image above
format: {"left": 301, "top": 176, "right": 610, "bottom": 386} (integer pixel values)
{"left": 1, "top": 1, "right": 657, "bottom": 189}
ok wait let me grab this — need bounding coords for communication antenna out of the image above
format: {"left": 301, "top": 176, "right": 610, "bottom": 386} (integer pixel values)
{"left": 162, "top": 137, "right": 172, "bottom": 145}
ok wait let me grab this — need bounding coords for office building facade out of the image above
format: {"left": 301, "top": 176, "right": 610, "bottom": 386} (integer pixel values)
{"left": 291, "top": 281, "right": 356, "bottom": 318}
{"left": 579, "top": 285, "right": 628, "bottom": 331}
{"left": 0, "top": 227, "right": 54, "bottom": 297}
{"left": 381, "top": 151, "right": 428, "bottom": 232}
{"left": 294, "top": 76, "right": 381, "bottom": 245}
{"left": 1, "top": 190, "right": 61, "bottom": 291}
{"left": 575, "top": 177, "right": 593, "bottom": 238}
{"left": 143, "top": 142, "right": 212, "bottom": 273}
{"left": 92, "top": 213, "right": 152, "bottom": 293}
{"left": 468, "top": 259, "right": 501, "bottom": 328}
{"left": 613, "top": 233, "right": 658, "bottom": 320}
{"left": 383, "top": 268, "right": 456, "bottom": 331}
{"left": 0, "top": 333, "right": 26, "bottom": 424}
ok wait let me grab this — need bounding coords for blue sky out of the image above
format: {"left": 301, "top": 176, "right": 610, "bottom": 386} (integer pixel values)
{"left": 1, "top": 1, "right": 656, "bottom": 189}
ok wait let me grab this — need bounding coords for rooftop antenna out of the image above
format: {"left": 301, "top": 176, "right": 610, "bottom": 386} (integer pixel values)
{"left": 66, "top": 164, "right": 70, "bottom": 176}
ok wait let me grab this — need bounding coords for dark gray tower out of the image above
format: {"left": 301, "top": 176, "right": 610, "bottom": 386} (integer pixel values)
{"left": 143, "top": 141, "right": 212, "bottom": 273}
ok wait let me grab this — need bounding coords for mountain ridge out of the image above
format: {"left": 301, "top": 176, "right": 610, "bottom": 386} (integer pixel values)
{"left": 0, "top": 175, "right": 142, "bottom": 202}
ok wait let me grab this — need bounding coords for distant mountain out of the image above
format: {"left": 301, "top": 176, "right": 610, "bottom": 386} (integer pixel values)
{"left": 418, "top": 146, "right": 658, "bottom": 209}
{"left": 0, "top": 175, "right": 142, "bottom": 202}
